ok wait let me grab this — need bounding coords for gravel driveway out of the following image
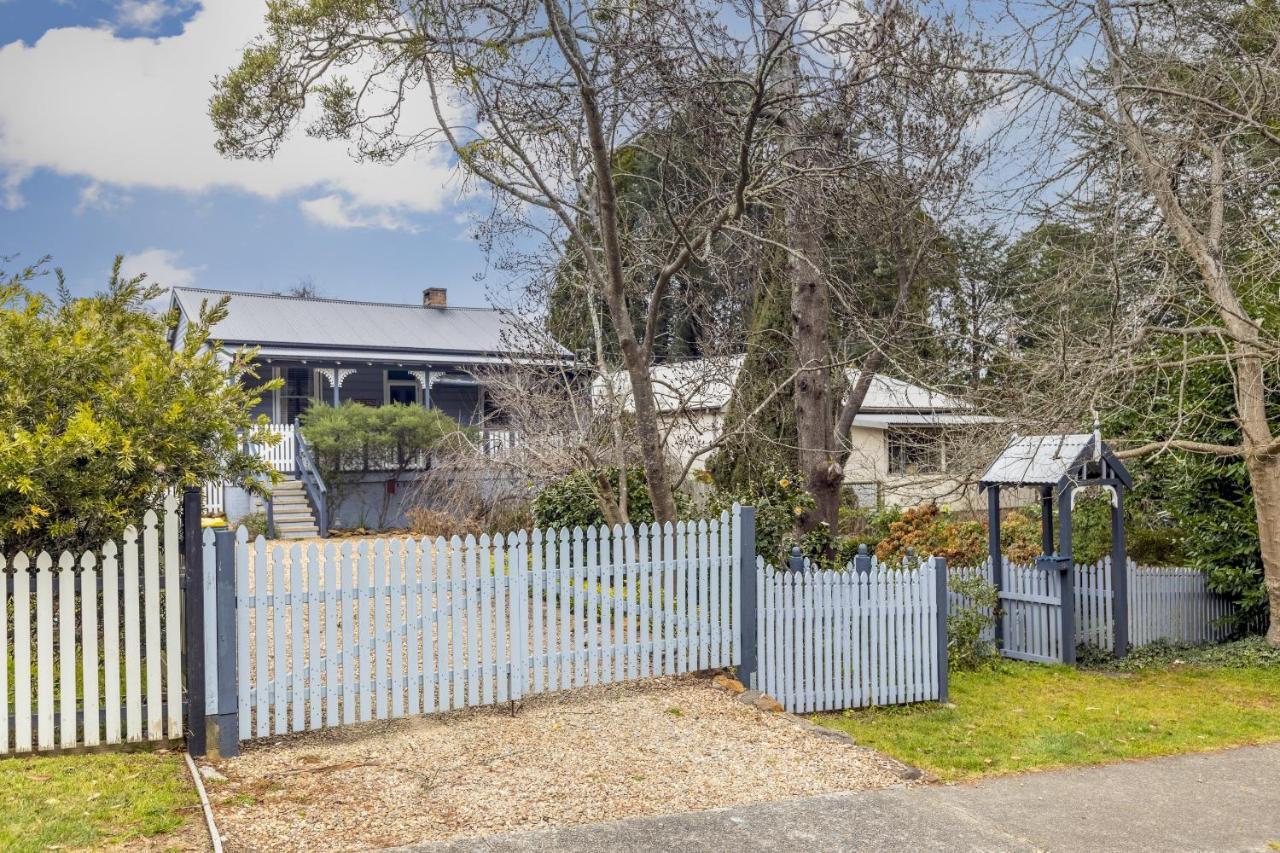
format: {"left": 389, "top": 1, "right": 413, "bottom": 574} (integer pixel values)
{"left": 206, "top": 674, "right": 908, "bottom": 851}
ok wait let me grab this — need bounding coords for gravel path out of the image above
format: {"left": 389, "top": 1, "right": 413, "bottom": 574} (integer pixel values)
{"left": 207, "top": 674, "right": 908, "bottom": 851}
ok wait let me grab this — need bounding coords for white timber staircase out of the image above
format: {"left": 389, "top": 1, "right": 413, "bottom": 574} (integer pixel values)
{"left": 269, "top": 478, "right": 320, "bottom": 539}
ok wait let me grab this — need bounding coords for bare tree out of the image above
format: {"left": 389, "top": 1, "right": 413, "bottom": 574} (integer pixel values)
{"left": 978, "top": 0, "right": 1280, "bottom": 640}
{"left": 761, "top": 0, "right": 1000, "bottom": 534}
{"left": 209, "top": 0, "right": 812, "bottom": 524}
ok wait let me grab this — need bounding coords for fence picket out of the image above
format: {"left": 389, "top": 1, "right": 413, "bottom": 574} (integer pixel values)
{"left": 142, "top": 513, "right": 163, "bottom": 740}
{"left": 57, "top": 552, "right": 77, "bottom": 749}
{"left": 372, "top": 541, "right": 389, "bottom": 721}
{"left": 406, "top": 539, "right": 422, "bottom": 717}
{"left": 103, "top": 542, "right": 122, "bottom": 745}
{"left": 389, "top": 539, "right": 405, "bottom": 719}
{"left": 641, "top": 525, "right": 655, "bottom": 679}
{"left": 290, "top": 544, "right": 306, "bottom": 732}
{"left": 323, "top": 542, "right": 339, "bottom": 728}
{"left": 36, "top": 553, "right": 54, "bottom": 750}
{"left": 272, "top": 544, "right": 288, "bottom": 734}
{"left": 558, "top": 529, "right": 571, "bottom": 691}
{"left": 301, "top": 544, "right": 319, "bottom": 730}
{"left": 81, "top": 552, "right": 100, "bottom": 747}
{"left": 495, "top": 534, "right": 509, "bottom": 703}
{"left": 567, "top": 529, "right": 582, "bottom": 689}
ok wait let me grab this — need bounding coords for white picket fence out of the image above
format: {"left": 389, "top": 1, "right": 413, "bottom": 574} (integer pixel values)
{"left": 224, "top": 509, "right": 743, "bottom": 740}
{"left": 1, "top": 497, "right": 184, "bottom": 755}
{"left": 950, "top": 557, "right": 1246, "bottom": 659}
{"left": 755, "top": 557, "right": 945, "bottom": 714}
{"left": 246, "top": 424, "right": 296, "bottom": 472}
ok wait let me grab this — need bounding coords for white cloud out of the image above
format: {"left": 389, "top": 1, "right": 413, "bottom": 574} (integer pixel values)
{"left": 75, "top": 181, "right": 131, "bottom": 214}
{"left": 299, "top": 194, "right": 417, "bottom": 233}
{"left": 114, "top": 1, "right": 190, "bottom": 32}
{"left": 119, "top": 247, "right": 200, "bottom": 289}
{"left": 0, "top": 1, "right": 461, "bottom": 229}
{"left": 2, "top": 166, "right": 29, "bottom": 210}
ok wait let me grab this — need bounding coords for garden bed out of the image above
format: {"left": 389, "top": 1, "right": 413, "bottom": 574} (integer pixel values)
{"left": 206, "top": 674, "right": 907, "bottom": 851}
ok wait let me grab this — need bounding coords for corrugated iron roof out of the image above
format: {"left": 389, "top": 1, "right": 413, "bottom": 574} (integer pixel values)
{"left": 594, "top": 355, "right": 970, "bottom": 414}
{"left": 171, "top": 287, "right": 571, "bottom": 360}
{"left": 979, "top": 433, "right": 1094, "bottom": 485}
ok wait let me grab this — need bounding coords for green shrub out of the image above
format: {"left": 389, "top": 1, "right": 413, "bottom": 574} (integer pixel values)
{"left": 301, "top": 401, "right": 467, "bottom": 528}
{"left": 532, "top": 467, "right": 686, "bottom": 529}
{"left": 0, "top": 257, "right": 278, "bottom": 552}
{"left": 238, "top": 511, "right": 270, "bottom": 539}
{"left": 947, "top": 571, "right": 999, "bottom": 670}
{"left": 708, "top": 470, "right": 822, "bottom": 567}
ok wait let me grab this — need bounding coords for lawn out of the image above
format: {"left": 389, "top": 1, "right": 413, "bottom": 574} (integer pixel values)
{"left": 0, "top": 750, "right": 197, "bottom": 852}
{"left": 815, "top": 642, "right": 1280, "bottom": 782}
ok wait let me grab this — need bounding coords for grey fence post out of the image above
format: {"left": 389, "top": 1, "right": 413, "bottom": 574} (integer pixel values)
{"left": 788, "top": 546, "right": 804, "bottom": 572}
{"left": 737, "top": 506, "right": 758, "bottom": 689}
{"left": 182, "top": 487, "right": 207, "bottom": 757}
{"left": 934, "top": 556, "right": 949, "bottom": 703}
{"left": 213, "top": 529, "right": 240, "bottom": 757}
{"left": 854, "top": 543, "right": 871, "bottom": 574}
{"left": 1111, "top": 489, "right": 1129, "bottom": 658}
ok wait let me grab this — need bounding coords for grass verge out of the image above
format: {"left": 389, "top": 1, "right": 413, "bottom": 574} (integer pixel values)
{"left": 815, "top": 647, "right": 1280, "bottom": 782}
{"left": 0, "top": 750, "right": 196, "bottom": 852}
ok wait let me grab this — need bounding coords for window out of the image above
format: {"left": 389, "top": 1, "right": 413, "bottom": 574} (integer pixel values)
{"left": 281, "top": 367, "right": 313, "bottom": 424}
{"left": 887, "top": 427, "right": 944, "bottom": 475}
{"left": 385, "top": 369, "right": 419, "bottom": 406}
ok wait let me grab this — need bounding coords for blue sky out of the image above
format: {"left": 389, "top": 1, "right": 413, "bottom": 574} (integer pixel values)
{"left": 0, "top": 1, "right": 502, "bottom": 306}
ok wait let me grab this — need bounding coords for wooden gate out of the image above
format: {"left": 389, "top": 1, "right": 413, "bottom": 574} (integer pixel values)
{"left": 999, "top": 563, "right": 1065, "bottom": 664}
{"left": 200, "top": 508, "right": 747, "bottom": 750}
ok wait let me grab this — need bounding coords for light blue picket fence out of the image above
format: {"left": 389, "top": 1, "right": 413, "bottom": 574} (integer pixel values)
{"left": 755, "top": 557, "right": 948, "bottom": 714}
{"left": 949, "top": 557, "right": 1247, "bottom": 662}
{"left": 218, "top": 509, "right": 744, "bottom": 740}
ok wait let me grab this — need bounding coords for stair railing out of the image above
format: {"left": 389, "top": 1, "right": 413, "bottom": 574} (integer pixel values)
{"left": 294, "top": 420, "right": 330, "bottom": 537}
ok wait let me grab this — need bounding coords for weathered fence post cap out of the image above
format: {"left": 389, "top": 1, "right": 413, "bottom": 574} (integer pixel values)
{"left": 857, "top": 543, "right": 868, "bottom": 555}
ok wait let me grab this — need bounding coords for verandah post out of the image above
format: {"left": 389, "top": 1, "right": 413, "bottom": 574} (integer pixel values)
{"left": 213, "top": 529, "right": 240, "bottom": 757}
{"left": 934, "top": 556, "right": 949, "bottom": 703}
{"left": 181, "top": 487, "right": 206, "bottom": 756}
{"left": 736, "top": 506, "right": 758, "bottom": 690}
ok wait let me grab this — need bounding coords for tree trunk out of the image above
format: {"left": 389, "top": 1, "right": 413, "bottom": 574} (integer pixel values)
{"left": 1247, "top": 454, "right": 1280, "bottom": 645}
{"left": 552, "top": 0, "right": 678, "bottom": 524}
{"left": 764, "top": 1, "right": 840, "bottom": 535}
{"left": 789, "top": 217, "right": 841, "bottom": 534}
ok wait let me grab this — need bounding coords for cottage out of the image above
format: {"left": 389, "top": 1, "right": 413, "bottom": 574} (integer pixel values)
{"left": 596, "top": 356, "right": 1001, "bottom": 511}
{"left": 169, "top": 286, "right": 572, "bottom": 534}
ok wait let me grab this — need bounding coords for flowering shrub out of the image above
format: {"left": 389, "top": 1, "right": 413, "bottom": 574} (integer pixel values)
{"left": 874, "top": 503, "right": 1041, "bottom": 567}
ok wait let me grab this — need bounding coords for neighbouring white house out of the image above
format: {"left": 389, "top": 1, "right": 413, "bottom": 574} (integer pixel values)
{"left": 595, "top": 356, "right": 1003, "bottom": 511}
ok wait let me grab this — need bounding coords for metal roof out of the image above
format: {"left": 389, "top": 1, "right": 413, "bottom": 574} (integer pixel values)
{"left": 979, "top": 433, "right": 1126, "bottom": 486}
{"left": 171, "top": 287, "right": 572, "bottom": 362}
{"left": 595, "top": 355, "right": 970, "bottom": 414}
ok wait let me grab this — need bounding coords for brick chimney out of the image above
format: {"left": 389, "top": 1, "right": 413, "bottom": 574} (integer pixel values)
{"left": 423, "top": 287, "right": 447, "bottom": 308}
